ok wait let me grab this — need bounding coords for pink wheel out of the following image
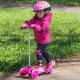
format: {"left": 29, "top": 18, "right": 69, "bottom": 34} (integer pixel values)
{"left": 31, "top": 70, "right": 38, "bottom": 79}
{"left": 19, "top": 68, "right": 27, "bottom": 77}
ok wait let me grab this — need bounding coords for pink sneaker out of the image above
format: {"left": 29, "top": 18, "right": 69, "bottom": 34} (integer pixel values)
{"left": 46, "top": 60, "right": 55, "bottom": 69}
{"left": 34, "top": 65, "right": 44, "bottom": 72}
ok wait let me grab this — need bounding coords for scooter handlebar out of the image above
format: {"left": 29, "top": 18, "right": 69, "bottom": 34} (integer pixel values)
{"left": 21, "top": 23, "right": 32, "bottom": 29}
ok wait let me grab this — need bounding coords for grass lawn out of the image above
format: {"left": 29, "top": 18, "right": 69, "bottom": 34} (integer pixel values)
{"left": 0, "top": 0, "right": 80, "bottom": 5}
{"left": 0, "top": 8, "right": 80, "bottom": 73}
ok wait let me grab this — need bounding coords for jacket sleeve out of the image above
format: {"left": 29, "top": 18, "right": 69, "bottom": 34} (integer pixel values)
{"left": 33, "top": 19, "right": 50, "bottom": 32}
{"left": 33, "top": 25, "right": 41, "bottom": 32}
{"left": 40, "top": 19, "right": 49, "bottom": 32}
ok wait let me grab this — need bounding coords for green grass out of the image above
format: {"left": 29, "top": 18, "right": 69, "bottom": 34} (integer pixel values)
{"left": 0, "top": 8, "right": 80, "bottom": 73}
{"left": 0, "top": 0, "right": 80, "bottom": 5}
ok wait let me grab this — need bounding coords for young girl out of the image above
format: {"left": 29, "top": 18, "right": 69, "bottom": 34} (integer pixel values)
{"left": 21, "top": 1, "right": 55, "bottom": 72}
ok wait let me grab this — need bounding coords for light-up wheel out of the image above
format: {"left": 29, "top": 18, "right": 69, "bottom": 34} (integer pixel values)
{"left": 31, "top": 70, "right": 38, "bottom": 79}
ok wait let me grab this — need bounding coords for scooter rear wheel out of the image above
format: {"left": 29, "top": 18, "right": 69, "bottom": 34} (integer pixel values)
{"left": 31, "top": 70, "right": 38, "bottom": 79}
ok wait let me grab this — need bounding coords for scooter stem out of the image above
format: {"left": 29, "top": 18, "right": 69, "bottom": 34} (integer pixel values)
{"left": 28, "top": 26, "right": 31, "bottom": 67}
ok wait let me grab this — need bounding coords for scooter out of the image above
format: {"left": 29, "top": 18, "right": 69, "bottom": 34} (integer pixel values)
{"left": 19, "top": 24, "right": 52, "bottom": 79}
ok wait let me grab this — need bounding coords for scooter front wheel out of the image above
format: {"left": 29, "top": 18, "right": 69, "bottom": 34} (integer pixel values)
{"left": 31, "top": 70, "right": 38, "bottom": 79}
{"left": 19, "top": 68, "right": 27, "bottom": 77}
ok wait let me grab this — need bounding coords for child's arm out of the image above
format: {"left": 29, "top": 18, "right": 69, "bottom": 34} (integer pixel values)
{"left": 32, "top": 19, "right": 49, "bottom": 32}
{"left": 39, "top": 20, "right": 49, "bottom": 32}
{"left": 21, "top": 23, "right": 31, "bottom": 29}
{"left": 21, "top": 16, "right": 36, "bottom": 29}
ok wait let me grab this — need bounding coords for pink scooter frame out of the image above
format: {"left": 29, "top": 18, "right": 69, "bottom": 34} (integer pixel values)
{"left": 19, "top": 25, "right": 52, "bottom": 79}
{"left": 19, "top": 67, "right": 52, "bottom": 79}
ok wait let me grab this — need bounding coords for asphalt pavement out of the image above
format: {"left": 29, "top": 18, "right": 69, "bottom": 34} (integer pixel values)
{"left": 0, "top": 2, "right": 80, "bottom": 14}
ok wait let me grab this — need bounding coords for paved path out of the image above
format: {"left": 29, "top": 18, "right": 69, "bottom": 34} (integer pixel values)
{"left": 0, "top": 62, "right": 80, "bottom": 80}
{"left": 0, "top": 55, "right": 80, "bottom": 80}
{"left": 0, "top": 2, "right": 80, "bottom": 14}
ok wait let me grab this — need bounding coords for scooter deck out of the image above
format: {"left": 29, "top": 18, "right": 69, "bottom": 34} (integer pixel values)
{"left": 38, "top": 69, "right": 52, "bottom": 74}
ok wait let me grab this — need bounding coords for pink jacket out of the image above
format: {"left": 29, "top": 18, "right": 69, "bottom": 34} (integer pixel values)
{"left": 26, "top": 12, "right": 52, "bottom": 44}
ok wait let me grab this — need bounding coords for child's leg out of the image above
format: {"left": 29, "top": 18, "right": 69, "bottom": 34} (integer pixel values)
{"left": 36, "top": 43, "right": 55, "bottom": 69}
{"left": 37, "top": 43, "right": 51, "bottom": 63}
{"left": 35, "top": 48, "right": 44, "bottom": 72}
{"left": 35, "top": 47, "right": 43, "bottom": 66}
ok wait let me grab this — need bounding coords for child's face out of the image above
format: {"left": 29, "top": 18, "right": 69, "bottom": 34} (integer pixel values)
{"left": 36, "top": 10, "right": 44, "bottom": 19}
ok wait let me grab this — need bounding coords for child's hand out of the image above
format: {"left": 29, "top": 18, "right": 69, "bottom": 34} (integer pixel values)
{"left": 22, "top": 24, "right": 26, "bottom": 28}
{"left": 31, "top": 24, "right": 35, "bottom": 28}
{"left": 21, "top": 23, "right": 29, "bottom": 29}
{"left": 31, "top": 24, "right": 37, "bottom": 29}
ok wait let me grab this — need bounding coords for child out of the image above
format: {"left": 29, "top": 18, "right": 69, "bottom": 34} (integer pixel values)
{"left": 21, "top": 1, "right": 55, "bottom": 72}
